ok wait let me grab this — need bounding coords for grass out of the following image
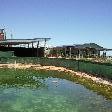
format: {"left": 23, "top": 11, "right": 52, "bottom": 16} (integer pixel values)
{"left": 0, "top": 67, "right": 111, "bottom": 100}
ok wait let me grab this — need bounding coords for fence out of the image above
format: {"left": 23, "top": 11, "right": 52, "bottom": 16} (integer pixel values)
{"left": 0, "top": 57, "right": 112, "bottom": 79}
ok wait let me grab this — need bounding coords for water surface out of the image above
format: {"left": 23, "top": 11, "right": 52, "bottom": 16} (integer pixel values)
{"left": 0, "top": 69, "right": 111, "bottom": 112}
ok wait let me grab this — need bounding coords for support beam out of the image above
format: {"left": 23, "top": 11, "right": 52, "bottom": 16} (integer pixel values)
{"left": 69, "top": 47, "right": 72, "bottom": 58}
{"left": 65, "top": 47, "right": 66, "bottom": 58}
{"left": 44, "top": 38, "right": 47, "bottom": 57}
{"left": 31, "top": 42, "right": 34, "bottom": 57}
{"left": 78, "top": 50, "right": 80, "bottom": 59}
{"left": 28, "top": 43, "right": 29, "bottom": 48}
{"left": 32, "top": 42, "right": 34, "bottom": 48}
{"left": 37, "top": 41, "right": 39, "bottom": 57}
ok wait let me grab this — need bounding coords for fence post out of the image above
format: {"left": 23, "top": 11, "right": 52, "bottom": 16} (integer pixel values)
{"left": 77, "top": 60, "right": 80, "bottom": 71}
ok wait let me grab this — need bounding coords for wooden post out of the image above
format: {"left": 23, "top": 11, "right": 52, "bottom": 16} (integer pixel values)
{"left": 28, "top": 43, "right": 29, "bottom": 48}
{"left": 32, "top": 42, "right": 34, "bottom": 48}
{"left": 44, "top": 38, "right": 47, "bottom": 57}
{"left": 65, "top": 47, "right": 66, "bottom": 58}
{"left": 79, "top": 49, "right": 80, "bottom": 59}
{"left": 32, "top": 42, "right": 34, "bottom": 57}
{"left": 37, "top": 41, "right": 39, "bottom": 57}
{"left": 69, "top": 47, "right": 72, "bottom": 58}
{"left": 77, "top": 60, "right": 80, "bottom": 71}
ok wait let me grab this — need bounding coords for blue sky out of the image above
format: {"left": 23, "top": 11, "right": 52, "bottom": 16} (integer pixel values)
{"left": 0, "top": 0, "right": 112, "bottom": 49}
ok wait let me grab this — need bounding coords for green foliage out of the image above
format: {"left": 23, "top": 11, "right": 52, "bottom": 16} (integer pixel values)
{"left": 0, "top": 68, "right": 111, "bottom": 100}
{"left": 0, "top": 57, "right": 112, "bottom": 99}
{"left": 0, "top": 68, "right": 47, "bottom": 88}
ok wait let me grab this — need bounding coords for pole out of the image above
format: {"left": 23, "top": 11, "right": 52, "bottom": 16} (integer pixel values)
{"left": 44, "top": 38, "right": 47, "bottom": 57}
{"left": 28, "top": 43, "right": 29, "bottom": 48}
{"left": 32, "top": 42, "right": 34, "bottom": 48}
{"left": 37, "top": 41, "right": 39, "bottom": 57}
{"left": 77, "top": 60, "right": 80, "bottom": 71}
{"left": 69, "top": 47, "right": 72, "bottom": 58}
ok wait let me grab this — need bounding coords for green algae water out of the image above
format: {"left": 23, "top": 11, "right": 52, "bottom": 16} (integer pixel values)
{"left": 0, "top": 68, "right": 112, "bottom": 112}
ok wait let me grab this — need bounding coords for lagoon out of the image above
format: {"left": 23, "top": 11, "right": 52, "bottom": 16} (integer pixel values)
{"left": 0, "top": 68, "right": 111, "bottom": 112}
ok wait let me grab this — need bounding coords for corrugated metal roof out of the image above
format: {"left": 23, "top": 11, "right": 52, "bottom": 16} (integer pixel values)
{"left": 54, "top": 43, "right": 107, "bottom": 51}
{"left": 0, "top": 38, "right": 51, "bottom": 45}
{"left": 73, "top": 43, "right": 104, "bottom": 50}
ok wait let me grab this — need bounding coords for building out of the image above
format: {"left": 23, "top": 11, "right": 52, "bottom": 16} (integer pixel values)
{"left": 49, "top": 43, "right": 109, "bottom": 58}
{"left": 0, "top": 29, "right": 51, "bottom": 57}
{"left": 0, "top": 29, "right": 6, "bottom": 40}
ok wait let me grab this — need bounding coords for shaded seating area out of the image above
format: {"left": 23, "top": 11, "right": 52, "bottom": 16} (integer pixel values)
{"left": 49, "top": 43, "right": 111, "bottom": 58}
{"left": 0, "top": 38, "right": 51, "bottom": 57}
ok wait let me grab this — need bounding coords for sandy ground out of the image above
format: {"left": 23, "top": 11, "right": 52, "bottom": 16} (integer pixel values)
{"left": 0, "top": 63, "right": 112, "bottom": 86}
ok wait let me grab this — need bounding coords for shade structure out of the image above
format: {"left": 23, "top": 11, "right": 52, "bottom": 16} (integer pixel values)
{"left": 0, "top": 38, "right": 51, "bottom": 45}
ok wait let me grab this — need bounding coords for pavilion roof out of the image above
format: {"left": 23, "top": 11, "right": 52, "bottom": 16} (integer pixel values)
{"left": 73, "top": 43, "right": 104, "bottom": 50}
{"left": 55, "top": 43, "right": 107, "bottom": 51}
{"left": 0, "top": 38, "right": 51, "bottom": 45}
